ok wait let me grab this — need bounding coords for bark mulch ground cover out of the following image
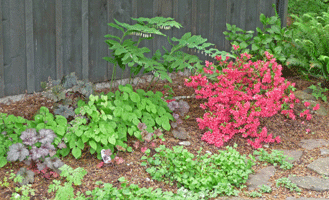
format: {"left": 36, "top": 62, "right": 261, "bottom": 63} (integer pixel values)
{"left": 0, "top": 69, "right": 329, "bottom": 199}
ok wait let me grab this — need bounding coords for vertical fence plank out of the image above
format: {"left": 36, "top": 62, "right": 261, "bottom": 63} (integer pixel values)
{"left": 89, "top": 0, "right": 110, "bottom": 83}
{"left": 25, "top": 0, "right": 35, "bottom": 94}
{"left": 213, "top": 0, "right": 228, "bottom": 54}
{"left": 0, "top": 0, "right": 4, "bottom": 97}
{"left": 62, "top": 1, "right": 82, "bottom": 79}
{"left": 55, "top": 0, "right": 63, "bottom": 83}
{"left": 245, "top": 0, "right": 260, "bottom": 32}
{"left": 33, "top": 0, "right": 56, "bottom": 93}
{"left": 82, "top": 0, "right": 89, "bottom": 81}
{"left": 7, "top": 0, "right": 26, "bottom": 96}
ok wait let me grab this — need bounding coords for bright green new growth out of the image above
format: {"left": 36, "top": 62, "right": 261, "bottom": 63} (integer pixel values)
{"left": 64, "top": 84, "right": 173, "bottom": 160}
{"left": 253, "top": 148, "right": 294, "bottom": 170}
{"left": 103, "top": 16, "right": 230, "bottom": 90}
{"left": 141, "top": 144, "right": 256, "bottom": 197}
{"left": 87, "top": 177, "right": 211, "bottom": 200}
{"left": 48, "top": 164, "right": 87, "bottom": 200}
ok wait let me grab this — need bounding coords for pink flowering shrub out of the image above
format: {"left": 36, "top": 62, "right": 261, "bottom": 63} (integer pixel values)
{"left": 185, "top": 51, "right": 318, "bottom": 149}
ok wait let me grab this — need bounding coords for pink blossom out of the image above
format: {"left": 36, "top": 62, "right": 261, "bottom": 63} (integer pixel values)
{"left": 304, "top": 101, "right": 311, "bottom": 107}
{"left": 233, "top": 45, "right": 240, "bottom": 50}
{"left": 141, "top": 147, "right": 148, "bottom": 153}
{"left": 306, "top": 129, "right": 310, "bottom": 133}
{"left": 313, "top": 104, "right": 320, "bottom": 111}
{"left": 301, "top": 121, "right": 305, "bottom": 125}
{"left": 151, "top": 142, "right": 156, "bottom": 147}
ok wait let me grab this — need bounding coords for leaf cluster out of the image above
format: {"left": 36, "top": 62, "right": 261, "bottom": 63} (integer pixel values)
{"left": 287, "top": 8, "right": 329, "bottom": 81}
{"left": 103, "top": 16, "right": 230, "bottom": 90}
{"left": 288, "top": 0, "right": 329, "bottom": 17}
{"left": 223, "top": 4, "right": 294, "bottom": 64}
{"left": 61, "top": 84, "right": 173, "bottom": 160}
{"left": 40, "top": 72, "right": 99, "bottom": 120}
{"left": 6, "top": 128, "right": 65, "bottom": 182}
{"left": 141, "top": 144, "right": 256, "bottom": 197}
{"left": 0, "top": 113, "right": 29, "bottom": 168}
{"left": 253, "top": 148, "right": 294, "bottom": 170}
{"left": 87, "top": 177, "right": 212, "bottom": 200}
{"left": 48, "top": 164, "right": 87, "bottom": 200}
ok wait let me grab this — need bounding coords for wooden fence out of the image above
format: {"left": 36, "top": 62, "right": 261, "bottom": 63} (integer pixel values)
{"left": 0, "top": 0, "right": 287, "bottom": 98}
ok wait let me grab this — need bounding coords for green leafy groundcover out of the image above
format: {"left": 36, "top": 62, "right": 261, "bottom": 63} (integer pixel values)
{"left": 141, "top": 144, "right": 256, "bottom": 197}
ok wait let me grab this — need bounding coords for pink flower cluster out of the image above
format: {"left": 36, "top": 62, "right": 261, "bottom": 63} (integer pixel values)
{"left": 185, "top": 52, "right": 318, "bottom": 149}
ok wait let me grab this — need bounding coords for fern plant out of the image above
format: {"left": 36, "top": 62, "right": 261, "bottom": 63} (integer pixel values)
{"left": 287, "top": 8, "right": 329, "bottom": 81}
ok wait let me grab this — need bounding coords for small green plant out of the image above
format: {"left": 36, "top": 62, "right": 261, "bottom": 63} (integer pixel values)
{"left": 87, "top": 177, "right": 213, "bottom": 200}
{"left": 163, "top": 84, "right": 175, "bottom": 100}
{"left": 253, "top": 148, "right": 294, "bottom": 170}
{"left": 185, "top": 115, "right": 190, "bottom": 119}
{"left": 9, "top": 173, "right": 36, "bottom": 200}
{"left": 308, "top": 83, "right": 329, "bottom": 102}
{"left": 48, "top": 164, "right": 87, "bottom": 200}
{"left": 276, "top": 177, "right": 301, "bottom": 193}
{"left": 62, "top": 84, "right": 174, "bottom": 160}
{"left": 247, "top": 190, "right": 263, "bottom": 198}
{"left": 141, "top": 144, "right": 256, "bottom": 197}
{"left": 260, "top": 184, "right": 272, "bottom": 193}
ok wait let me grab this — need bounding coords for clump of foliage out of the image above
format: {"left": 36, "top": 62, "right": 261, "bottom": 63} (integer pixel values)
{"left": 287, "top": 8, "right": 329, "bottom": 82}
{"left": 87, "top": 177, "right": 212, "bottom": 200}
{"left": 25, "top": 106, "right": 73, "bottom": 158}
{"left": 6, "top": 128, "right": 65, "bottom": 180}
{"left": 40, "top": 72, "right": 99, "bottom": 121}
{"left": 141, "top": 144, "right": 256, "bottom": 197}
{"left": 48, "top": 164, "right": 87, "bottom": 200}
{"left": 0, "top": 113, "right": 29, "bottom": 168}
{"left": 288, "top": 0, "right": 329, "bottom": 17}
{"left": 253, "top": 148, "right": 294, "bottom": 170}
{"left": 103, "top": 16, "right": 231, "bottom": 90}
{"left": 61, "top": 84, "right": 173, "bottom": 160}
{"left": 167, "top": 100, "right": 190, "bottom": 128}
{"left": 223, "top": 4, "right": 294, "bottom": 65}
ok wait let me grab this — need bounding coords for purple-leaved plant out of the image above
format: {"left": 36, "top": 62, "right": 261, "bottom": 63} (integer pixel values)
{"left": 6, "top": 128, "right": 65, "bottom": 179}
{"left": 167, "top": 100, "right": 190, "bottom": 128}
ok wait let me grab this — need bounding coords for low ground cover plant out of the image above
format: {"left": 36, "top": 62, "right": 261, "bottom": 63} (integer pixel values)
{"left": 141, "top": 144, "right": 255, "bottom": 196}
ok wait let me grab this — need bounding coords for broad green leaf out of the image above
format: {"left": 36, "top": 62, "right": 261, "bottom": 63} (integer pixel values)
{"left": 72, "top": 147, "right": 82, "bottom": 159}
{"left": 108, "top": 136, "right": 116, "bottom": 145}
{"left": 89, "top": 140, "right": 97, "bottom": 150}
{"left": 104, "top": 34, "right": 121, "bottom": 41}
{"left": 74, "top": 129, "right": 83, "bottom": 137}
{"left": 77, "top": 139, "right": 85, "bottom": 150}
{"left": 130, "top": 92, "right": 140, "bottom": 103}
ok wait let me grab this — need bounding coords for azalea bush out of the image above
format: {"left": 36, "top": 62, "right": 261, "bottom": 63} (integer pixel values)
{"left": 185, "top": 48, "right": 320, "bottom": 149}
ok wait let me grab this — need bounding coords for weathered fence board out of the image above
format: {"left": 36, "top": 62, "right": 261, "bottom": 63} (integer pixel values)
{"left": 0, "top": 0, "right": 288, "bottom": 98}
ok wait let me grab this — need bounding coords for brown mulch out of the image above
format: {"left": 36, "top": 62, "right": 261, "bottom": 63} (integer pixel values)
{"left": 0, "top": 68, "right": 329, "bottom": 200}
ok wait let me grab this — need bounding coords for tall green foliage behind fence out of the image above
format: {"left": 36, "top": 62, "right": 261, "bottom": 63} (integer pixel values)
{"left": 0, "top": 0, "right": 287, "bottom": 98}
